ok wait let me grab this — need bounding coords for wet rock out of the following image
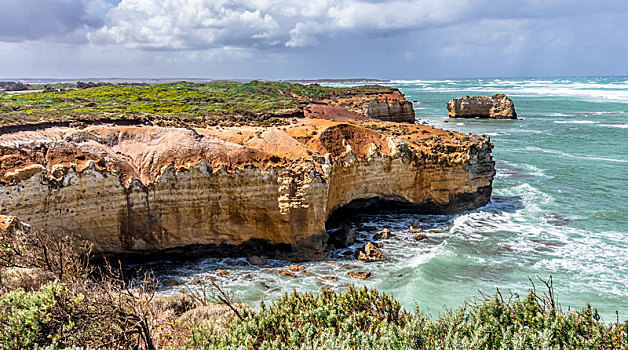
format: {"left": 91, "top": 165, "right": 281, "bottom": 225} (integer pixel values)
{"left": 373, "top": 228, "right": 395, "bottom": 240}
{"left": 215, "top": 269, "right": 229, "bottom": 277}
{"left": 328, "top": 224, "right": 356, "bottom": 248}
{"left": 373, "top": 241, "right": 384, "bottom": 248}
{"left": 321, "top": 284, "right": 334, "bottom": 291}
{"left": 325, "top": 260, "right": 337, "bottom": 264}
{"left": 545, "top": 213, "right": 573, "bottom": 226}
{"left": 409, "top": 225, "right": 423, "bottom": 233}
{"left": 160, "top": 278, "right": 181, "bottom": 287}
{"left": 358, "top": 224, "right": 377, "bottom": 232}
{"left": 277, "top": 269, "right": 298, "bottom": 277}
{"left": 320, "top": 276, "right": 338, "bottom": 282}
{"left": 413, "top": 233, "right": 428, "bottom": 241}
{"left": 244, "top": 274, "right": 252, "bottom": 279}
{"left": 191, "top": 279, "right": 205, "bottom": 285}
{"left": 355, "top": 241, "right": 384, "bottom": 262}
{"left": 247, "top": 255, "right": 268, "bottom": 265}
{"left": 429, "top": 229, "right": 437, "bottom": 233}
{"left": 288, "top": 264, "right": 306, "bottom": 272}
{"left": 347, "top": 271, "right": 372, "bottom": 279}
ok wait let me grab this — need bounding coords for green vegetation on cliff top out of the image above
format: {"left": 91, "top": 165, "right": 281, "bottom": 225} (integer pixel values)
{"left": 0, "top": 81, "right": 392, "bottom": 127}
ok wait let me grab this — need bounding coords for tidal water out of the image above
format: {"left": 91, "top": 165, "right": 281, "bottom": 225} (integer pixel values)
{"left": 152, "top": 77, "right": 627, "bottom": 321}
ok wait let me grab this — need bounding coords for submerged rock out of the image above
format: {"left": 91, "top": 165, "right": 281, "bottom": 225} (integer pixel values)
{"left": 413, "top": 233, "right": 428, "bottom": 241}
{"left": 277, "top": 269, "right": 298, "bottom": 278}
{"left": 355, "top": 241, "right": 384, "bottom": 262}
{"left": 347, "top": 271, "right": 372, "bottom": 279}
{"left": 319, "top": 276, "right": 338, "bottom": 282}
{"left": 447, "top": 94, "right": 517, "bottom": 119}
{"left": 246, "top": 256, "right": 268, "bottom": 266}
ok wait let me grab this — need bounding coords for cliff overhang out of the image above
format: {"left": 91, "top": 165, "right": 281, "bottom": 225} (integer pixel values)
{"left": 0, "top": 84, "right": 495, "bottom": 261}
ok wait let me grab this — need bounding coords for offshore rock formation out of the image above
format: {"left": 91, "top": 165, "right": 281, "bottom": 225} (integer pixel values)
{"left": 447, "top": 94, "right": 517, "bottom": 119}
{"left": 0, "top": 90, "right": 494, "bottom": 261}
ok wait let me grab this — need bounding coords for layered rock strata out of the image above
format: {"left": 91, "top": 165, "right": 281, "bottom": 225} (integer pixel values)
{"left": 0, "top": 117, "right": 494, "bottom": 260}
{"left": 447, "top": 94, "right": 517, "bottom": 119}
{"left": 324, "top": 89, "right": 415, "bottom": 123}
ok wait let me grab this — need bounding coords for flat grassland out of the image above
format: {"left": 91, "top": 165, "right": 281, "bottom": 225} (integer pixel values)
{"left": 0, "top": 81, "right": 392, "bottom": 127}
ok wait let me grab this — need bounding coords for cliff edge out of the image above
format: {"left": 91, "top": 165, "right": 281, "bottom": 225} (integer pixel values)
{"left": 0, "top": 83, "right": 494, "bottom": 260}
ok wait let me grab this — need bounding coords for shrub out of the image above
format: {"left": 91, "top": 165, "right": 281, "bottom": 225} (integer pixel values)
{"left": 193, "top": 283, "right": 627, "bottom": 350}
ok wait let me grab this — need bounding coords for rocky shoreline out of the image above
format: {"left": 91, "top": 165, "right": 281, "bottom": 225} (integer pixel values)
{"left": 0, "top": 83, "right": 495, "bottom": 261}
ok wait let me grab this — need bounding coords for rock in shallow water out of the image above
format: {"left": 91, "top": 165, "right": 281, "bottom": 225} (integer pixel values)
{"left": 355, "top": 241, "right": 385, "bottom": 262}
{"left": 374, "top": 228, "right": 395, "bottom": 240}
{"left": 328, "top": 224, "right": 356, "bottom": 248}
{"left": 347, "top": 271, "right": 372, "bottom": 279}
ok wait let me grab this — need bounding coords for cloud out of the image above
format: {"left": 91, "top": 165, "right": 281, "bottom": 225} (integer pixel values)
{"left": 90, "top": 0, "right": 484, "bottom": 50}
{"left": 1, "top": 0, "right": 628, "bottom": 78}
{"left": 0, "top": 0, "right": 109, "bottom": 42}
{"left": 90, "top": 0, "right": 282, "bottom": 50}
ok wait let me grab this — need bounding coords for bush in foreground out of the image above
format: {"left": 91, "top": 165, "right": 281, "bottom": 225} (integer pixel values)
{"left": 0, "top": 225, "right": 625, "bottom": 349}
{"left": 191, "top": 285, "right": 627, "bottom": 350}
{"left": 0, "top": 282, "right": 626, "bottom": 349}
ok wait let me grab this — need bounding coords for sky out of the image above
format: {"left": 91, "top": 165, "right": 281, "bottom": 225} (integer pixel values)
{"left": 1, "top": 0, "right": 627, "bottom": 79}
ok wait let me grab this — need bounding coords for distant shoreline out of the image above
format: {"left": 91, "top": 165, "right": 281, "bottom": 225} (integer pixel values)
{"left": 1, "top": 78, "right": 390, "bottom": 85}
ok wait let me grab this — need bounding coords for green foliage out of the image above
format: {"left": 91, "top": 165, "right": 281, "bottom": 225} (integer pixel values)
{"left": 0, "top": 81, "right": 393, "bottom": 127}
{"left": 193, "top": 286, "right": 627, "bottom": 350}
{"left": 0, "top": 281, "right": 83, "bottom": 350}
{"left": 0, "top": 82, "right": 30, "bottom": 92}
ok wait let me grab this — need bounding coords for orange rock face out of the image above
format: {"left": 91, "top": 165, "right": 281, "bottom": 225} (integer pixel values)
{"left": 446, "top": 94, "right": 517, "bottom": 119}
{"left": 0, "top": 98, "right": 494, "bottom": 261}
{"left": 324, "top": 90, "right": 415, "bottom": 123}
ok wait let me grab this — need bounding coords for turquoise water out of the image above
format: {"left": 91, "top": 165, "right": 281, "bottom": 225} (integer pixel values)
{"left": 154, "top": 77, "right": 627, "bottom": 321}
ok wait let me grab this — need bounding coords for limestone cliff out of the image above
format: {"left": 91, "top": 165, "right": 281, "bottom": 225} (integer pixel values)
{"left": 447, "top": 94, "right": 517, "bottom": 119}
{"left": 0, "top": 118, "right": 494, "bottom": 260}
{"left": 323, "top": 89, "right": 415, "bottom": 123}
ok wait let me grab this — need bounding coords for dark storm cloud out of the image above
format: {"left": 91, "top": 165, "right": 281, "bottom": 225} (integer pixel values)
{"left": 1, "top": 0, "right": 628, "bottom": 78}
{"left": 0, "top": 0, "right": 105, "bottom": 42}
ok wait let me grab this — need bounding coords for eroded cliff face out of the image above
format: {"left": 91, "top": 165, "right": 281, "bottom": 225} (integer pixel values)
{"left": 0, "top": 117, "right": 494, "bottom": 260}
{"left": 324, "top": 89, "right": 415, "bottom": 123}
{"left": 447, "top": 94, "right": 517, "bottom": 119}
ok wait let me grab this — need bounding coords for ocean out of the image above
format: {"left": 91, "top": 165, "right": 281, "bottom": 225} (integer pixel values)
{"left": 152, "top": 77, "right": 627, "bottom": 321}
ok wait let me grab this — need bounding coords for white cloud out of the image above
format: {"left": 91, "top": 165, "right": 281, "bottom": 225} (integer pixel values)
{"left": 90, "top": 0, "right": 483, "bottom": 50}
{"left": 90, "top": 0, "right": 282, "bottom": 49}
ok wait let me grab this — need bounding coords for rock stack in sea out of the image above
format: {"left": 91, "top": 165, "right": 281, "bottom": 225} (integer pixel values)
{"left": 446, "top": 94, "right": 517, "bottom": 119}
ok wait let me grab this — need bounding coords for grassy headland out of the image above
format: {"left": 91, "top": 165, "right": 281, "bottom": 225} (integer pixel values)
{"left": 0, "top": 81, "right": 393, "bottom": 128}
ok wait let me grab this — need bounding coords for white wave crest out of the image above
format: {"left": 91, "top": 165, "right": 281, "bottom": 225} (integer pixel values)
{"left": 525, "top": 147, "right": 627, "bottom": 163}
